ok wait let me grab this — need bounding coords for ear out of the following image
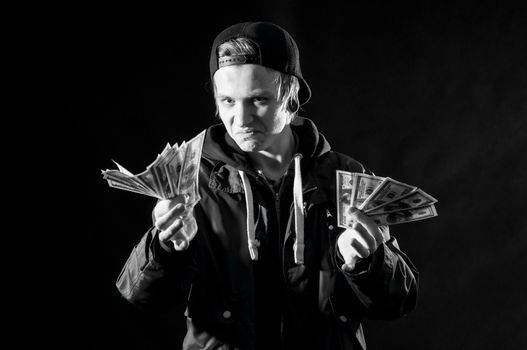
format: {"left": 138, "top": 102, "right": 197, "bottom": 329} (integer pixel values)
{"left": 287, "top": 98, "right": 300, "bottom": 115}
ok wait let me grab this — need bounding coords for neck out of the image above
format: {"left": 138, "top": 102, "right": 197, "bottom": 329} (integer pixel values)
{"left": 248, "top": 126, "right": 295, "bottom": 181}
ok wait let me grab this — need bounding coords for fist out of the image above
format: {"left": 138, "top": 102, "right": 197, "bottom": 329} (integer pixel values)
{"left": 337, "top": 208, "right": 390, "bottom": 272}
{"left": 153, "top": 194, "right": 192, "bottom": 251}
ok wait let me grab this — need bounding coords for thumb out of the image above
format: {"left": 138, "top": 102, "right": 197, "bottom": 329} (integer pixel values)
{"left": 171, "top": 238, "right": 189, "bottom": 251}
{"left": 337, "top": 225, "right": 359, "bottom": 272}
{"left": 341, "top": 256, "right": 357, "bottom": 272}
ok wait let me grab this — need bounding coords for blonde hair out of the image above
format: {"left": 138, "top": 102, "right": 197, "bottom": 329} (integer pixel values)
{"left": 215, "top": 37, "right": 301, "bottom": 117}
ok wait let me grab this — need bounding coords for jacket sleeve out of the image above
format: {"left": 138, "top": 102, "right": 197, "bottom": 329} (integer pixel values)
{"left": 335, "top": 234, "right": 419, "bottom": 320}
{"left": 331, "top": 153, "right": 419, "bottom": 319}
{"left": 115, "top": 227, "right": 196, "bottom": 313}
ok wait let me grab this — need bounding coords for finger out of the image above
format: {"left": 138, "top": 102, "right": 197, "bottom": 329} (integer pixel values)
{"left": 337, "top": 229, "right": 368, "bottom": 271}
{"left": 155, "top": 203, "right": 186, "bottom": 231}
{"left": 153, "top": 195, "right": 187, "bottom": 220}
{"left": 339, "top": 236, "right": 358, "bottom": 271}
{"left": 341, "top": 236, "right": 369, "bottom": 272}
{"left": 341, "top": 261, "right": 356, "bottom": 272}
{"left": 353, "top": 222, "right": 377, "bottom": 251}
{"left": 349, "top": 209, "right": 385, "bottom": 246}
{"left": 350, "top": 236, "right": 371, "bottom": 259}
{"left": 158, "top": 219, "right": 183, "bottom": 243}
{"left": 169, "top": 227, "right": 192, "bottom": 251}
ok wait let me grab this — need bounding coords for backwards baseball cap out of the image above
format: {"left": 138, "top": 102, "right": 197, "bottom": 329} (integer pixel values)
{"left": 209, "top": 21, "right": 311, "bottom": 106}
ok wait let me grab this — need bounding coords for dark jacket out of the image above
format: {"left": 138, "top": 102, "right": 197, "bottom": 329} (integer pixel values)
{"left": 116, "top": 117, "right": 418, "bottom": 350}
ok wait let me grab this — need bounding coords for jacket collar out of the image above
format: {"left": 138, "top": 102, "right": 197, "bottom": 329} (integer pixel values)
{"left": 203, "top": 117, "right": 332, "bottom": 203}
{"left": 202, "top": 117, "right": 331, "bottom": 169}
{"left": 207, "top": 160, "right": 332, "bottom": 207}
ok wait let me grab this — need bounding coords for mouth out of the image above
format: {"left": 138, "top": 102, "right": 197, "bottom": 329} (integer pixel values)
{"left": 236, "top": 128, "right": 261, "bottom": 136}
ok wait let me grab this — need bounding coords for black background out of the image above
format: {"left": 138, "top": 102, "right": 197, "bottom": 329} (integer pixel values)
{"left": 18, "top": 1, "right": 527, "bottom": 349}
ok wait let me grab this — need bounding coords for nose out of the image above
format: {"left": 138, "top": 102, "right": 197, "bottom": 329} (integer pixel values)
{"left": 234, "top": 101, "right": 254, "bottom": 127}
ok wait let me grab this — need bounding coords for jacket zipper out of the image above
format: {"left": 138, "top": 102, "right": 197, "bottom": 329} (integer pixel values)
{"left": 256, "top": 170, "right": 282, "bottom": 218}
{"left": 256, "top": 171, "right": 318, "bottom": 346}
{"left": 256, "top": 170, "right": 287, "bottom": 346}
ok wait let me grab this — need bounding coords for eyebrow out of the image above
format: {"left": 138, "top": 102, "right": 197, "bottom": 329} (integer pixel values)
{"left": 215, "top": 90, "right": 274, "bottom": 99}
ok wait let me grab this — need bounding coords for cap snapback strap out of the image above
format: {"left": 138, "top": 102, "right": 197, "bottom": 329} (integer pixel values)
{"left": 218, "top": 54, "right": 260, "bottom": 68}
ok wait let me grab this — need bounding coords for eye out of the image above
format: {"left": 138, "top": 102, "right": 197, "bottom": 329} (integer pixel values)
{"left": 219, "top": 97, "right": 235, "bottom": 106}
{"left": 252, "top": 96, "right": 268, "bottom": 105}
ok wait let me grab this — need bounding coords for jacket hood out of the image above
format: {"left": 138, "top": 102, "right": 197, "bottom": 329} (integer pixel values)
{"left": 201, "top": 117, "right": 331, "bottom": 171}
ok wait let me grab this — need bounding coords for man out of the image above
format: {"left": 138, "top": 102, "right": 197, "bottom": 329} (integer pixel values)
{"left": 116, "top": 21, "right": 418, "bottom": 350}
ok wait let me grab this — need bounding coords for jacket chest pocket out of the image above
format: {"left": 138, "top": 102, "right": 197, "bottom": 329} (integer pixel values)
{"left": 320, "top": 207, "right": 340, "bottom": 274}
{"left": 284, "top": 204, "right": 339, "bottom": 289}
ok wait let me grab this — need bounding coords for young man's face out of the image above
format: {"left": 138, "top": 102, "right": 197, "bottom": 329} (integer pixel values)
{"left": 214, "top": 64, "right": 290, "bottom": 153}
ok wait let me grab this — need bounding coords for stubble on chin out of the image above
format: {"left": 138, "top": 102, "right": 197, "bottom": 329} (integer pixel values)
{"left": 236, "top": 139, "right": 261, "bottom": 152}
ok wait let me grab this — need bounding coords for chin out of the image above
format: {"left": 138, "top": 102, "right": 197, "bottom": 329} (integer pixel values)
{"left": 237, "top": 141, "right": 262, "bottom": 152}
{"left": 232, "top": 136, "right": 263, "bottom": 152}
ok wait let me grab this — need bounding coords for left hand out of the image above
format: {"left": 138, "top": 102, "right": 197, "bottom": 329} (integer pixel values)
{"left": 337, "top": 208, "right": 390, "bottom": 272}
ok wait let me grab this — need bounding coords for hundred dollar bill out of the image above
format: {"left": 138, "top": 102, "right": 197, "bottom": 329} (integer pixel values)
{"left": 150, "top": 143, "right": 178, "bottom": 199}
{"left": 163, "top": 142, "right": 180, "bottom": 198}
{"left": 351, "top": 173, "right": 384, "bottom": 209}
{"left": 104, "top": 154, "right": 174, "bottom": 200}
{"left": 102, "top": 169, "right": 158, "bottom": 198}
{"left": 112, "top": 160, "right": 134, "bottom": 176}
{"left": 104, "top": 177, "right": 155, "bottom": 197}
{"left": 367, "top": 188, "right": 438, "bottom": 215}
{"left": 135, "top": 153, "right": 161, "bottom": 197}
{"left": 369, "top": 204, "right": 438, "bottom": 226}
{"left": 102, "top": 129, "right": 206, "bottom": 201}
{"left": 336, "top": 170, "right": 384, "bottom": 228}
{"left": 360, "top": 177, "right": 417, "bottom": 212}
{"left": 178, "top": 130, "right": 206, "bottom": 205}
{"left": 336, "top": 170, "right": 354, "bottom": 228}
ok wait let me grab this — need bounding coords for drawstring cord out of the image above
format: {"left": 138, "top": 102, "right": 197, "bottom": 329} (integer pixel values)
{"left": 239, "top": 170, "right": 260, "bottom": 260}
{"left": 292, "top": 154, "right": 304, "bottom": 264}
{"left": 238, "top": 153, "right": 305, "bottom": 264}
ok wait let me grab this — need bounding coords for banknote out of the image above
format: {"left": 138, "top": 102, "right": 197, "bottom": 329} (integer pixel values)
{"left": 102, "top": 130, "right": 206, "bottom": 201}
{"left": 153, "top": 143, "right": 184, "bottom": 199}
{"left": 367, "top": 188, "right": 438, "bottom": 215}
{"left": 359, "top": 177, "right": 417, "bottom": 212}
{"left": 369, "top": 204, "right": 438, "bottom": 226}
{"left": 336, "top": 170, "right": 438, "bottom": 228}
{"left": 102, "top": 168, "right": 157, "bottom": 197}
{"left": 336, "top": 171, "right": 383, "bottom": 228}
{"left": 352, "top": 173, "right": 384, "bottom": 209}
{"left": 336, "top": 170, "right": 354, "bottom": 228}
{"left": 163, "top": 143, "right": 181, "bottom": 198}
{"left": 103, "top": 175, "right": 157, "bottom": 197}
{"left": 178, "top": 131, "right": 206, "bottom": 205}
{"left": 112, "top": 160, "right": 134, "bottom": 176}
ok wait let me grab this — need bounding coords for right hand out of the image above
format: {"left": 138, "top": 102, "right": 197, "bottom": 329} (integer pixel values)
{"left": 337, "top": 208, "right": 388, "bottom": 272}
{"left": 153, "top": 194, "right": 192, "bottom": 251}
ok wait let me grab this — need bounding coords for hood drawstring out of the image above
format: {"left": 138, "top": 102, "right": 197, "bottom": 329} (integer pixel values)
{"left": 292, "top": 154, "right": 304, "bottom": 264}
{"left": 239, "top": 170, "right": 260, "bottom": 260}
{"left": 238, "top": 153, "right": 305, "bottom": 264}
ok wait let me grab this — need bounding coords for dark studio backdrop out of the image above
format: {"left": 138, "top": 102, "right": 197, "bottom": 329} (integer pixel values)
{"left": 30, "top": 1, "right": 527, "bottom": 349}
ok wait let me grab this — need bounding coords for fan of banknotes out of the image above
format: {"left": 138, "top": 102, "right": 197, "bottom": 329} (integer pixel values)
{"left": 101, "top": 130, "right": 206, "bottom": 204}
{"left": 336, "top": 170, "right": 438, "bottom": 227}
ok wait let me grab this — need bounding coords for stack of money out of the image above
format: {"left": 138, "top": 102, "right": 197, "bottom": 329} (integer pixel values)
{"left": 336, "top": 170, "right": 438, "bottom": 227}
{"left": 102, "top": 130, "right": 206, "bottom": 205}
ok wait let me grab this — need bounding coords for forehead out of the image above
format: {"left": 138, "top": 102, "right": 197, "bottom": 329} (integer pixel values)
{"left": 213, "top": 64, "right": 279, "bottom": 95}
